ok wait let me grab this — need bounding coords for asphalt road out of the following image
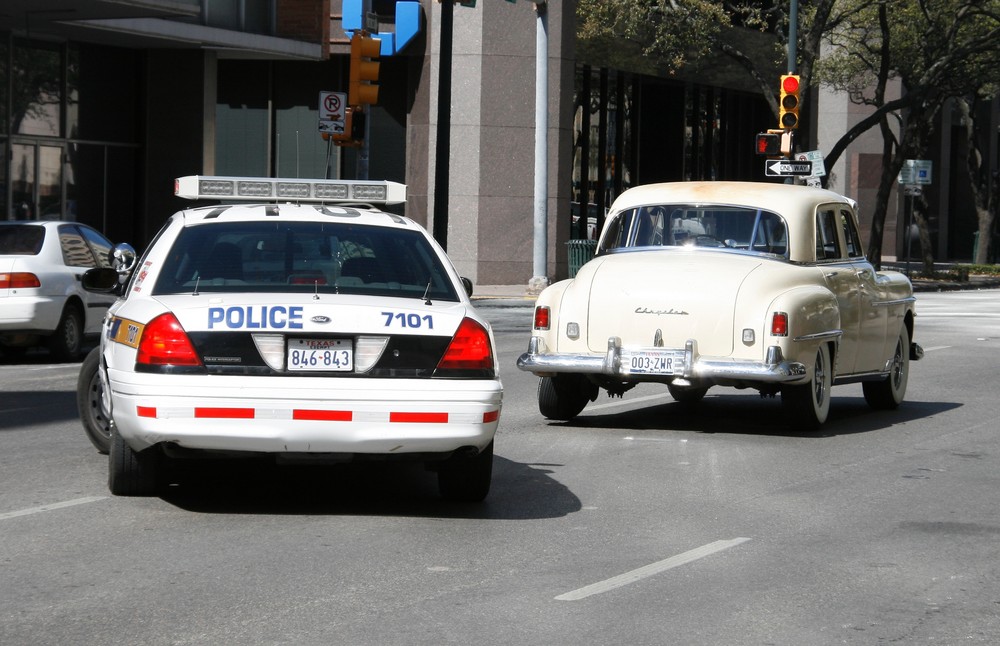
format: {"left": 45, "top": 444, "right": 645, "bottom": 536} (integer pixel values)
{"left": 2, "top": 290, "right": 999, "bottom": 645}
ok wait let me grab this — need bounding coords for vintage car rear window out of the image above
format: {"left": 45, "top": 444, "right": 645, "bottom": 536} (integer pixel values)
{"left": 153, "top": 221, "right": 460, "bottom": 301}
{"left": 598, "top": 205, "right": 789, "bottom": 257}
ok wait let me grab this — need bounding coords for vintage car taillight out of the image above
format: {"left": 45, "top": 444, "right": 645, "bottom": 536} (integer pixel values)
{"left": 533, "top": 306, "right": 551, "bottom": 330}
{"left": 0, "top": 272, "right": 41, "bottom": 288}
{"left": 136, "top": 313, "right": 203, "bottom": 366}
{"left": 437, "top": 317, "right": 494, "bottom": 371}
{"left": 771, "top": 312, "right": 789, "bottom": 336}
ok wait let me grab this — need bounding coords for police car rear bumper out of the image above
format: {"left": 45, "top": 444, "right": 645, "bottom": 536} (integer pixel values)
{"left": 108, "top": 371, "right": 502, "bottom": 455}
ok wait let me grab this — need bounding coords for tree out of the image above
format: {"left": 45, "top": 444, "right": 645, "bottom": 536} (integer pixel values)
{"left": 817, "top": 0, "right": 1000, "bottom": 267}
{"left": 576, "top": 0, "right": 863, "bottom": 149}
{"left": 956, "top": 97, "right": 997, "bottom": 264}
{"left": 578, "top": 0, "right": 1000, "bottom": 268}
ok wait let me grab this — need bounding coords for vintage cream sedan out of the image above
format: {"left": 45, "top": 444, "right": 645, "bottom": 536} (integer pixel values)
{"left": 517, "top": 181, "right": 922, "bottom": 429}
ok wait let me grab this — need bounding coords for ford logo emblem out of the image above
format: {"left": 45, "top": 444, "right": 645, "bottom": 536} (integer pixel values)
{"left": 311, "top": 315, "right": 332, "bottom": 324}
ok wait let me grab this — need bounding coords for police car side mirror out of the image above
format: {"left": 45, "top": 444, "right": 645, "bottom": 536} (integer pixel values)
{"left": 81, "top": 267, "right": 121, "bottom": 293}
{"left": 461, "top": 277, "right": 473, "bottom": 298}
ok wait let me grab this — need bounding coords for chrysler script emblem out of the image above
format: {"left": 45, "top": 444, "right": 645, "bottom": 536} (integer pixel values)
{"left": 635, "top": 307, "right": 689, "bottom": 316}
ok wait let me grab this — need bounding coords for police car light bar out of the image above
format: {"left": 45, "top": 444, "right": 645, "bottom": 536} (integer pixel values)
{"left": 174, "top": 176, "right": 407, "bottom": 205}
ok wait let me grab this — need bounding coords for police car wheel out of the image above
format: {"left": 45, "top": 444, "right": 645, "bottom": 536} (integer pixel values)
{"left": 437, "top": 441, "right": 493, "bottom": 503}
{"left": 76, "top": 347, "right": 112, "bottom": 454}
{"left": 109, "top": 427, "right": 161, "bottom": 496}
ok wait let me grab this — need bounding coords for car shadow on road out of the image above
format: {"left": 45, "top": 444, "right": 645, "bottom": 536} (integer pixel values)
{"left": 554, "top": 392, "right": 961, "bottom": 439}
{"left": 0, "top": 390, "right": 80, "bottom": 430}
{"left": 159, "top": 454, "right": 582, "bottom": 520}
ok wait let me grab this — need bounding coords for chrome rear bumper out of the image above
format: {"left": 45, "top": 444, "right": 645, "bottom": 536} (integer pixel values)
{"left": 516, "top": 336, "right": 807, "bottom": 384}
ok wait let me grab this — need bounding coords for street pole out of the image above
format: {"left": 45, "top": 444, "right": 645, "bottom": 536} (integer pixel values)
{"left": 432, "top": 0, "right": 453, "bottom": 249}
{"left": 787, "top": 0, "right": 797, "bottom": 74}
{"left": 529, "top": 0, "right": 549, "bottom": 293}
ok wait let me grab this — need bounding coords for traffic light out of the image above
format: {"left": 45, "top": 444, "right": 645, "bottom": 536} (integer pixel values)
{"left": 755, "top": 132, "right": 781, "bottom": 155}
{"left": 779, "top": 74, "right": 800, "bottom": 130}
{"left": 349, "top": 33, "right": 381, "bottom": 107}
{"left": 330, "top": 107, "right": 364, "bottom": 147}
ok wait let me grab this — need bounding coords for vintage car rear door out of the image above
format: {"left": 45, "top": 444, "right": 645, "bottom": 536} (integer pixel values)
{"left": 838, "top": 207, "right": 891, "bottom": 373}
{"left": 816, "top": 207, "right": 861, "bottom": 375}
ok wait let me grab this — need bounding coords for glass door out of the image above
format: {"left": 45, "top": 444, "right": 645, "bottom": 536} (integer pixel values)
{"left": 7, "top": 141, "right": 64, "bottom": 220}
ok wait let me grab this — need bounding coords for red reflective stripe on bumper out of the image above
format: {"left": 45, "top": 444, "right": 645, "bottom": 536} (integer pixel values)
{"left": 195, "top": 407, "right": 254, "bottom": 419}
{"left": 390, "top": 412, "right": 448, "bottom": 423}
{"left": 293, "top": 409, "right": 353, "bottom": 421}
{"left": 483, "top": 410, "right": 499, "bottom": 423}
{"left": 137, "top": 406, "right": 157, "bottom": 418}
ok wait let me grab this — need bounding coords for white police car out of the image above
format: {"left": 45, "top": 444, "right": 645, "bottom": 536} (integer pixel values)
{"left": 82, "top": 176, "right": 502, "bottom": 501}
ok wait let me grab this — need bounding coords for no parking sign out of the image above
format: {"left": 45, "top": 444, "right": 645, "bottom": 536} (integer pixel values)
{"left": 318, "top": 91, "right": 346, "bottom": 134}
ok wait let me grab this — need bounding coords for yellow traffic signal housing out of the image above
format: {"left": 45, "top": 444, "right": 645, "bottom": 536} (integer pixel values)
{"left": 779, "top": 74, "right": 800, "bottom": 130}
{"left": 331, "top": 107, "right": 362, "bottom": 147}
{"left": 349, "top": 33, "right": 381, "bottom": 107}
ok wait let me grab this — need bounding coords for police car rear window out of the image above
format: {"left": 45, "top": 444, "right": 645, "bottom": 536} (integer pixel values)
{"left": 152, "top": 221, "right": 460, "bottom": 301}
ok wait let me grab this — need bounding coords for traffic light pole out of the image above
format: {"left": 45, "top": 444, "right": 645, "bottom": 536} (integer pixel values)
{"left": 787, "top": 0, "right": 798, "bottom": 74}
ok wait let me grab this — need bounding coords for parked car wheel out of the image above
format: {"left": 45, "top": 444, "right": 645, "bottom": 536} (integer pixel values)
{"left": 863, "top": 326, "right": 910, "bottom": 410}
{"left": 668, "top": 383, "right": 709, "bottom": 404}
{"left": 77, "top": 347, "right": 112, "bottom": 454}
{"left": 47, "top": 304, "right": 83, "bottom": 361}
{"left": 437, "top": 441, "right": 493, "bottom": 502}
{"left": 538, "top": 374, "right": 595, "bottom": 420}
{"left": 782, "top": 343, "right": 832, "bottom": 430}
{"left": 109, "top": 427, "right": 161, "bottom": 496}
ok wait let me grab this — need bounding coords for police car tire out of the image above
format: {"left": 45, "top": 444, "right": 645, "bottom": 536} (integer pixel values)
{"left": 437, "top": 441, "right": 493, "bottom": 503}
{"left": 109, "top": 427, "right": 161, "bottom": 496}
{"left": 47, "top": 304, "right": 83, "bottom": 361}
{"left": 77, "top": 347, "right": 112, "bottom": 454}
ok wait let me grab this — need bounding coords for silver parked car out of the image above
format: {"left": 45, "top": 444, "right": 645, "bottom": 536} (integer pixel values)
{"left": 1, "top": 221, "right": 118, "bottom": 360}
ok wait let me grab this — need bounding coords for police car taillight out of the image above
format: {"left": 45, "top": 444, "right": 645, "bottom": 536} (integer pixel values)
{"left": 437, "top": 318, "right": 493, "bottom": 371}
{"left": 136, "top": 313, "right": 203, "bottom": 367}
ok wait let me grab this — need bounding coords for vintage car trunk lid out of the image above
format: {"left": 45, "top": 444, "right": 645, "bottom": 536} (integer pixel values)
{"left": 583, "top": 250, "right": 762, "bottom": 355}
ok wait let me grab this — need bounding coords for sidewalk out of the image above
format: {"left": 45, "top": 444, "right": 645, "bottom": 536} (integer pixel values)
{"left": 471, "top": 285, "right": 538, "bottom": 306}
{"left": 910, "top": 274, "right": 1000, "bottom": 292}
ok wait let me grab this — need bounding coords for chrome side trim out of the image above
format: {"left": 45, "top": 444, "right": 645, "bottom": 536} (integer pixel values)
{"left": 792, "top": 329, "right": 843, "bottom": 343}
{"left": 871, "top": 296, "right": 917, "bottom": 307}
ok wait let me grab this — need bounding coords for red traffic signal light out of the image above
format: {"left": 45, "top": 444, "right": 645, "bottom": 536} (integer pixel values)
{"left": 756, "top": 133, "right": 781, "bottom": 155}
{"left": 779, "top": 74, "right": 800, "bottom": 130}
{"left": 349, "top": 33, "right": 381, "bottom": 107}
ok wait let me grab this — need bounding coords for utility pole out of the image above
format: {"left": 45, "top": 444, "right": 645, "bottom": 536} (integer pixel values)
{"left": 528, "top": 0, "right": 549, "bottom": 293}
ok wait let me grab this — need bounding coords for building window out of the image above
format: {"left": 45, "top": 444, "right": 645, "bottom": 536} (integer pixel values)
{"left": 11, "top": 39, "right": 63, "bottom": 138}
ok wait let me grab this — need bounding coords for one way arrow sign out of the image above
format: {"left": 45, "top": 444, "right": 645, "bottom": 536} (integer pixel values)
{"left": 765, "top": 160, "right": 813, "bottom": 176}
